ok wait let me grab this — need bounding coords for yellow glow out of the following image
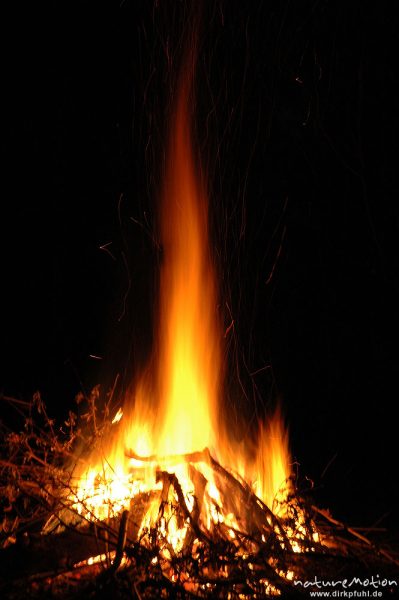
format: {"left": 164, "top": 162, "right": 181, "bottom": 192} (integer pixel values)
{"left": 254, "top": 406, "right": 291, "bottom": 513}
{"left": 112, "top": 408, "right": 123, "bottom": 424}
{"left": 66, "top": 55, "right": 316, "bottom": 584}
{"left": 156, "top": 62, "right": 221, "bottom": 458}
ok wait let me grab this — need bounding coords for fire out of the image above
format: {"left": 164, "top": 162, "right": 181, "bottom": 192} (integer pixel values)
{"left": 254, "top": 407, "right": 291, "bottom": 514}
{"left": 64, "top": 50, "right": 312, "bottom": 587}
{"left": 156, "top": 58, "right": 221, "bottom": 458}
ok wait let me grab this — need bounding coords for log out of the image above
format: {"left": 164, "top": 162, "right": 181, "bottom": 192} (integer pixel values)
{"left": 125, "top": 447, "right": 286, "bottom": 545}
{"left": 0, "top": 522, "right": 113, "bottom": 581}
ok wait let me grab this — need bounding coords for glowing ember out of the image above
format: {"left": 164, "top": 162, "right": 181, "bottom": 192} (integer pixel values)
{"left": 64, "top": 48, "right": 318, "bottom": 590}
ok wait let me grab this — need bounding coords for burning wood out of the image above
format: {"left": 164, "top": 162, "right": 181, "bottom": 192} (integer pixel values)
{"left": 1, "top": 392, "right": 398, "bottom": 598}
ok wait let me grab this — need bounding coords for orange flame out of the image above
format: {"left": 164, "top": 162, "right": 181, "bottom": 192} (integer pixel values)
{"left": 156, "top": 61, "right": 221, "bottom": 457}
{"left": 254, "top": 407, "right": 292, "bottom": 513}
{"left": 68, "top": 53, "right": 295, "bottom": 553}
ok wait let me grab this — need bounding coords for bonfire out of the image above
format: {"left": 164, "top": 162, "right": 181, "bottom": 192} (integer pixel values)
{"left": 1, "top": 19, "right": 398, "bottom": 600}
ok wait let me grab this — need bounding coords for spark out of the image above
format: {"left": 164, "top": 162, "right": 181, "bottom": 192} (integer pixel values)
{"left": 99, "top": 241, "right": 116, "bottom": 261}
{"left": 112, "top": 408, "right": 123, "bottom": 424}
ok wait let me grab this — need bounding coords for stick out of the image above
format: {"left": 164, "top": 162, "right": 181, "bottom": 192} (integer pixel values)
{"left": 156, "top": 471, "right": 211, "bottom": 545}
{"left": 126, "top": 446, "right": 289, "bottom": 549}
{"left": 112, "top": 509, "right": 129, "bottom": 571}
{"left": 312, "top": 505, "right": 399, "bottom": 567}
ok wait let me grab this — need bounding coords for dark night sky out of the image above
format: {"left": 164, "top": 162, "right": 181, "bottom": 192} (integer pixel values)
{"left": 1, "top": 2, "right": 398, "bottom": 533}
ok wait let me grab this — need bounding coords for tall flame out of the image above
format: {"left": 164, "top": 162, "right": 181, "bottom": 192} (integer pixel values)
{"left": 255, "top": 407, "right": 291, "bottom": 512}
{"left": 156, "top": 61, "right": 220, "bottom": 456}
{"left": 68, "top": 48, "right": 295, "bottom": 552}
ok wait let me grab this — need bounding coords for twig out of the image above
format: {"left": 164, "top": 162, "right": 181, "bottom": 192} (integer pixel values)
{"left": 312, "top": 505, "right": 399, "bottom": 567}
{"left": 156, "top": 471, "right": 210, "bottom": 545}
{"left": 110, "top": 509, "right": 129, "bottom": 572}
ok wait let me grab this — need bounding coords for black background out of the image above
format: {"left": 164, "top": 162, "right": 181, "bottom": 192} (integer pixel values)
{"left": 1, "top": 2, "right": 398, "bottom": 533}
